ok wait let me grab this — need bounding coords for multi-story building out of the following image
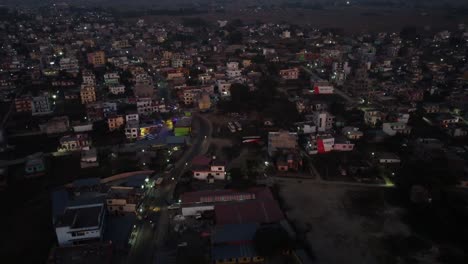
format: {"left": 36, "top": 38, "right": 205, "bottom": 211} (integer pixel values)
{"left": 108, "top": 84, "right": 125, "bottom": 95}
{"left": 54, "top": 203, "right": 106, "bottom": 246}
{"left": 312, "top": 111, "right": 335, "bottom": 132}
{"left": 59, "top": 134, "right": 91, "bottom": 152}
{"left": 279, "top": 68, "right": 299, "bottom": 80}
{"left": 31, "top": 96, "right": 52, "bottom": 115}
{"left": 216, "top": 80, "right": 231, "bottom": 97}
{"left": 80, "top": 85, "right": 96, "bottom": 104}
{"left": 103, "top": 72, "right": 119, "bottom": 85}
{"left": 107, "top": 115, "right": 125, "bottom": 131}
{"left": 192, "top": 156, "right": 226, "bottom": 181}
{"left": 82, "top": 71, "right": 96, "bottom": 86}
{"left": 59, "top": 58, "right": 79, "bottom": 74}
{"left": 15, "top": 96, "right": 32, "bottom": 113}
{"left": 125, "top": 121, "right": 139, "bottom": 140}
{"left": 364, "top": 110, "right": 383, "bottom": 126}
{"left": 87, "top": 51, "right": 106, "bottom": 67}
{"left": 382, "top": 122, "right": 412, "bottom": 136}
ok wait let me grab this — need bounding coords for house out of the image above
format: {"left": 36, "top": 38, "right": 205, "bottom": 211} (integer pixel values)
{"left": 59, "top": 134, "right": 91, "bottom": 152}
{"left": 80, "top": 85, "right": 96, "bottom": 104}
{"left": 268, "top": 131, "right": 299, "bottom": 157}
{"left": 192, "top": 156, "right": 226, "bottom": 181}
{"left": 279, "top": 68, "right": 299, "bottom": 80}
{"left": 446, "top": 124, "right": 468, "bottom": 137}
{"left": 107, "top": 115, "right": 125, "bottom": 131}
{"left": 216, "top": 80, "right": 231, "bottom": 97}
{"left": 382, "top": 122, "right": 412, "bottom": 136}
{"left": 134, "top": 83, "right": 154, "bottom": 98}
{"left": 342, "top": 127, "right": 363, "bottom": 140}
{"left": 106, "top": 186, "right": 143, "bottom": 214}
{"left": 81, "top": 148, "right": 98, "bottom": 168}
{"left": 434, "top": 113, "right": 459, "bottom": 127}
{"left": 54, "top": 203, "right": 106, "bottom": 246}
{"left": 423, "top": 103, "right": 440, "bottom": 113}
{"left": 316, "top": 134, "right": 335, "bottom": 154}
{"left": 275, "top": 152, "right": 302, "bottom": 171}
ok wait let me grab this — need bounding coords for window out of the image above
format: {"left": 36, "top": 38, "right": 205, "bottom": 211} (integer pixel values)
{"left": 218, "top": 167, "right": 222, "bottom": 170}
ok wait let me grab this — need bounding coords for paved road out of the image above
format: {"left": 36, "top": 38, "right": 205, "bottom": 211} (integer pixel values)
{"left": 126, "top": 113, "right": 212, "bottom": 264}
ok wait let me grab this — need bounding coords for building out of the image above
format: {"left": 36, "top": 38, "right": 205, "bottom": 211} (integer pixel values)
{"left": 106, "top": 186, "right": 143, "bottom": 214}
{"left": 198, "top": 93, "right": 211, "bottom": 111}
{"left": 24, "top": 154, "right": 46, "bottom": 178}
{"left": 15, "top": 96, "right": 32, "bottom": 113}
{"left": 87, "top": 51, "right": 106, "bottom": 67}
{"left": 216, "top": 80, "right": 231, "bottom": 97}
{"left": 81, "top": 148, "right": 98, "bottom": 168}
{"left": 55, "top": 203, "right": 106, "bottom": 246}
{"left": 45, "top": 116, "right": 70, "bottom": 135}
{"left": 59, "top": 134, "right": 91, "bottom": 152}
{"left": 312, "top": 111, "right": 335, "bottom": 132}
{"left": 59, "top": 58, "right": 79, "bottom": 74}
{"left": 80, "top": 85, "right": 96, "bottom": 104}
{"left": 191, "top": 156, "right": 226, "bottom": 181}
{"left": 103, "top": 72, "right": 119, "bottom": 85}
{"left": 107, "top": 115, "right": 125, "bottom": 131}
{"left": 134, "top": 83, "right": 154, "bottom": 98}
{"left": 32, "top": 96, "right": 52, "bottom": 115}
{"left": 268, "top": 131, "right": 298, "bottom": 156}
{"left": 342, "top": 127, "right": 363, "bottom": 140}
{"left": 108, "top": 84, "right": 125, "bottom": 95}
{"left": 382, "top": 122, "right": 412, "bottom": 136}
{"left": 125, "top": 121, "right": 139, "bottom": 140}
{"left": 333, "top": 137, "right": 355, "bottom": 151}
{"left": 279, "top": 68, "right": 299, "bottom": 80}
{"left": 312, "top": 81, "right": 334, "bottom": 94}
{"left": 364, "top": 110, "right": 383, "bottom": 126}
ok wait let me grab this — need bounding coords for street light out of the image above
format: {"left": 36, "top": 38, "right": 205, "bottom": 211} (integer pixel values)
{"left": 264, "top": 161, "right": 269, "bottom": 166}
{"left": 145, "top": 178, "right": 149, "bottom": 183}
{"left": 141, "top": 185, "right": 144, "bottom": 189}
{"left": 142, "top": 149, "right": 145, "bottom": 152}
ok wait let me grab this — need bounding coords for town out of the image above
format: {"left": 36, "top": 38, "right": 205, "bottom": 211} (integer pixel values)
{"left": 1, "top": 2, "right": 468, "bottom": 264}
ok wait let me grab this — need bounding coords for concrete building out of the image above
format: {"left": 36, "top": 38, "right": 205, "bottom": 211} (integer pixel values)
{"left": 107, "top": 115, "right": 125, "bottom": 131}
{"left": 191, "top": 156, "right": 226, "bottom": 181}
{"left": 80, "top": 85, "right": 96, "bottom": 104}
{"left": 382, "top": 122, "right": 412, "bottom": 136}
{"left": 55, "top": 203, "right": 106, "bottom": 246}
{"left": 279, "top": 68, "right": 299, "bottom": 80}
{"left": 32, "top": 96, "right": 52, "bottom": 115}
{"left": 59, "top": 134, "right": 91, "bottom": 152}
{"left": 87, "top": 51, "right": 106, "bottom": 67}
{"left": 312, "top": 111, "right": 335, "bottom": 132}
{"left": 15, "top": 97, "right": 32, "bottom": 113}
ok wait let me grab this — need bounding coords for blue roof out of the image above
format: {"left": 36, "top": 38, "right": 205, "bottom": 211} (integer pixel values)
{"left": 51, "top": 189, "right": 69, "bottom": 219}
{"left": 72, "top": 178, "right": 101, "bottom": 188}
{"left": 123, "top": 174, "right": 147, "bottom": 188}
{"left": 212, "top": 223, "right": 258, "bottom": 244}
{"left": 212, "top": 244, "right": 257, "bottom": 260}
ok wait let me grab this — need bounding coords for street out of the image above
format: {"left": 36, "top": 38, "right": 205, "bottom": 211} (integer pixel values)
{"left": 125, "top": 113, "right": 212, "bottom": 264}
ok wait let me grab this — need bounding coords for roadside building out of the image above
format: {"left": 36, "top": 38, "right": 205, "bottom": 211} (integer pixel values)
{"left": 106, "top": 186, "right": 143, "bottom": 215}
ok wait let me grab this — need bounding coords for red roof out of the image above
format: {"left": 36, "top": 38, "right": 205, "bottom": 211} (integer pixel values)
{"left": 215, "top": 199, "right": 284, "bottom": 225}
{"left": 180, "top": 187, "right": 274, "bottom": 204}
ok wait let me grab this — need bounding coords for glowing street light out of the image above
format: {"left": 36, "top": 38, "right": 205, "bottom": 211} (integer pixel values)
{"left": 145, "top": 178, "right": 149, "bottom": 183}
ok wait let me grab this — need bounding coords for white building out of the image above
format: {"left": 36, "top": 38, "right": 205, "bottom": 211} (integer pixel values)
{"left": 108, "top": 84, "right": 125, "bottom": 95}
{"left": 226, "top": 62, "right": 239, "bottom": 71}
{"left": 342, "top": 127, "right": 364, "bottom": 140}
{"left": 382, "top": 122, "right": 412, "bottom": 136}
{"left": 55, "top": 203, "right": 105, "bottom": 246}
{"left": 312, "top": 111, "right": 334, "bottom": 132}
{"left": 226, "top": 69, "right": 242, "bottom": 79}
{"left": 81, "top": 148, "right": 98, "bottom": 168}
{"left": 217, "top": 80, "right": 231, "bottom": 97}
{"left": 193, "top": 160, "right": 226, "bottom": 181}
{"left": 104, "top": 72, "right": 119, "bottom": 84}
{"left": 125, "top": 121, "right": 139, "bottom": 139}
{"left": 312, "top": 81, "right": 334, "bottom": 94}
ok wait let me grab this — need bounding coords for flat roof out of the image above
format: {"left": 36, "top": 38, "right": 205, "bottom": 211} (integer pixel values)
{"left": 215, "top": 199, "right": 284, "bottom": 225}
{"left": 57, "top": 204, "right": 103, "bottom": 228}
{"left": 212, "top": 223, "right": 258, "bottom": 244}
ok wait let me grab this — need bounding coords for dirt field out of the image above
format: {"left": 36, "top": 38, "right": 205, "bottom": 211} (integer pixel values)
{"left": 276, "top": 180, "right": 432, "bottom": 264}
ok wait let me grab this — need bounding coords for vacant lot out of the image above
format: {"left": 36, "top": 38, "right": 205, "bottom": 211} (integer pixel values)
{"left": 277, "top": 180, "right": 435, "bottom": 264}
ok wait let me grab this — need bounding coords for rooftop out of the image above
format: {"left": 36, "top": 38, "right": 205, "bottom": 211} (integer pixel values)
{"left": 56, "top": 204, "right": 103, "bottom": 229}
